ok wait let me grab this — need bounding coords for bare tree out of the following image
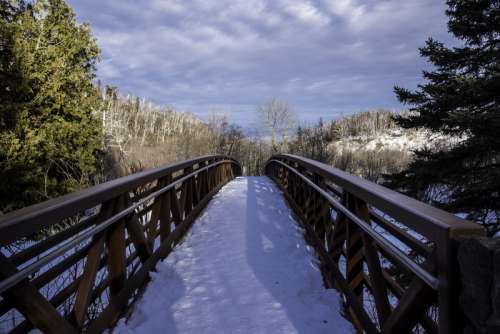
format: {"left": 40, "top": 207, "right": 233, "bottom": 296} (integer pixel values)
{"left": 289, "top": 118, "right": 333, "bottom": 163}
{"left": 257, "top": 98, "right": 297, "bottom": 153}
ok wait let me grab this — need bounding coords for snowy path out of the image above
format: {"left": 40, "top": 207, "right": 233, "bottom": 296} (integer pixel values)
{"left": 116, "top": 176, "right": 352, "bottom": 334}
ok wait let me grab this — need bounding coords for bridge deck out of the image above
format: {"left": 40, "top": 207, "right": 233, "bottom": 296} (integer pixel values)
{"left": 116, "top": 176, "right": 352, "bottom": 333}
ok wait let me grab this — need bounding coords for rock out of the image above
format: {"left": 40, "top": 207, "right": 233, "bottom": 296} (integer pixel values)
{"left": 458, "top": 237, "right": 500, "bottom": 334}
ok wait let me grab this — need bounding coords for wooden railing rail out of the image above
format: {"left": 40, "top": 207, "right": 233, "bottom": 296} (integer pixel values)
{"left": 0, "top": 155, "right": 241, "bottom": 333}
{"left": 265, "top": 154, "right": 484, "bottom": 334}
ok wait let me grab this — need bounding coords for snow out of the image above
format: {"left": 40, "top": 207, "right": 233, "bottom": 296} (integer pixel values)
{"left": 329, "top": 128, "right": 463, "bottom": 153}
{"left": 115, "top": 176, "right": 353, "bottom": 334}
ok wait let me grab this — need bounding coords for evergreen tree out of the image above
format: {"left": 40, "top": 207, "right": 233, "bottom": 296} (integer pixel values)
{"left": 0, "top": 1, "right": 24, "bottom": 126}
{"left": 388, "top": 0, "right": 500, "bottom": 235}
{"left": 0, "top": 0, "right": 101, "bottom": 213}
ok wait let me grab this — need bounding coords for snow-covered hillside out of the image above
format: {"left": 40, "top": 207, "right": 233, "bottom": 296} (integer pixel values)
{"left": 329, "top": 128, "right": 462, "bottom": 154}
{"left": 321, "top": 111, "right": 466, "bottom": 181}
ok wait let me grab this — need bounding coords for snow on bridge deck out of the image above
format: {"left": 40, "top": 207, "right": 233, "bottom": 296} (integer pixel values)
{"left": 116, "top": 176, "right": 353, "bottom": 334}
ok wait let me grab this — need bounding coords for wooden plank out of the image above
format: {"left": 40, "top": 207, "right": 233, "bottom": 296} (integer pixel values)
{"left": 179, "top": 179, "right": 188, "bottom": 217}
{"left": 126, "top": 213, "right": 152, "bottom": 263}
{"left": 377, "top": 272, "right": 438, "bottom": 334}
{"left": 107, "top": 206, "right": 126, "bottom": 299}
{"left": 70, "top": 200, "right": 116, "bottom": 329}
{"left": 170, "top": 186, "right": 183, "bottom": 225}
{"left": 362, "top": 235, "right": 391, "bottom": 326}
{"left": 346, "top": 194, "right": 364, "bottom": 304}
{"left": 0, "top": 254, "right": 76, "bottom": 334}
{"left": 329, "top": 193, "right": 347, "bottom": 262}
{"left": 199, "top": 169, "right": 209, "bottom": 199}
{"left": 159, "top": 189, "right": 172, "bottom": 243}
{"left": 192, "top": 174, "right": 200, "bottom": 207}
{"left": 382, "top": 275, "right": 436, "bottom": 334}
{"left": 313, "top": 195, "right": 330, "bottom": 242}
{"left": 354, "top": 197, "right": 391, "bottom": 327}
{"left": 185, "top": 176, "right": 193, "bottom": 215}
{"left": 70, "top": 233, "right": 106, "bottom": 329}
{"left": 369, "top": 209, "right": 430, "bottom": 257}
{"left": 147, "top": 179, "right": 166, "bottom": 250}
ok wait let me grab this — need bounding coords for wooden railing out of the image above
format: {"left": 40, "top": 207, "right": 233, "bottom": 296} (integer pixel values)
{"left": 0, "top": 153, "right": 486, "bottom": 333}
{"left": 0, "top": 155, "right": 241, "bottom": 333}
{"left": 265, "top": 154, "right": 484, "bottom": 334}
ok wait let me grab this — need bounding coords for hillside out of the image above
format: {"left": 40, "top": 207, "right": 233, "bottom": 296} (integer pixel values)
{"left": 99, "top": 88, "right": 269, "bottom": 178}
{"left": 323, "top": 111, "right": 462, "bottom": 182}
{"left": 101, "top": 88, "right": 215, "bottom": 178}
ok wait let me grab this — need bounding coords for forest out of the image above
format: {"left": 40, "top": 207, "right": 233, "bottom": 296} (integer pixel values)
{"left": 1, "top": 0, "right": 499, "bottom": 237}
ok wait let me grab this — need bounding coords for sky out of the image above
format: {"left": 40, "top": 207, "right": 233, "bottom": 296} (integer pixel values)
{"left": 67, "top": 0, "right": 457, "bottom": 127}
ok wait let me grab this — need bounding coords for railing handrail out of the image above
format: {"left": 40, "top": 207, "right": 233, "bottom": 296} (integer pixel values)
{"left": 0, "top": 155, "right": 241, "bottom": 245}
{"left": 0, "top": 159, "right": 236, "bottom": 294}
{"left": 269, "top": 154, "right": 483, "bottom": 241}
{"left": 268, "top": 159, "right": 439, "bottom": 289}
{"left": 0, "top": 155, "right": 241, "bottom": 333}
{"left": 265, "top": 154, "right": 486, "bottom": 333}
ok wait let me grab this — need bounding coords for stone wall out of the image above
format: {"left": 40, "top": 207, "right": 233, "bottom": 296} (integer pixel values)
{"left": 458, "top": 237, "right": 500, "bottom": 334}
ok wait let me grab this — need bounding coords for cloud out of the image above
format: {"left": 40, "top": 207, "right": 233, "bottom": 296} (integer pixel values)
{"left": 67, "top": 0, "right": 455, "bottom": 127}
{"left": 283, "top": 1, "right": 330, "bottom": 27}
{"left": 325, "top": 0, "right": 365, "bottom": 18}
{"left": 151, "top": 0, "right": 186, "bottom": 15}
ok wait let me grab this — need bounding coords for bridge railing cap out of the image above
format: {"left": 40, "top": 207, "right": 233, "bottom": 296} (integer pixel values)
{"left": 0, "top": 155, "right": 241, "bottom": 245}
{"left": 268, "top": 154, "right": 484, "bottom": 240}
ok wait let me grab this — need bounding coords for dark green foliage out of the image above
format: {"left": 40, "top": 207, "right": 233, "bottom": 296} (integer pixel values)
{"left": 0, "top": 1, "right": 24, "bottom": 131}
{"left": 388, "top": 0, "right": 500, "bottom": 235}
{"left": 0, "top": 0, "right": 101, "bottom": 213}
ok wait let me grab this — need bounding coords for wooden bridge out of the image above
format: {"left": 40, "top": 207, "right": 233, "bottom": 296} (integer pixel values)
{"left": 0, "top": 155, "right": 484, "bottom": 333}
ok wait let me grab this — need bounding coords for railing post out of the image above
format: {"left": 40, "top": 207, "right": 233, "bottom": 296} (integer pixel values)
{"left": 207, "top": 164, "right": 214, "bottom": 191}
{"left": 125, "top": 195, "right": 152, "bottom": 262}
{"left": 354, "top": 196, "right": 391, "bottom": 327}
{"left": 437, "top": 229, "right": 464, "bottom": 334}
{"left": 184, "top": 166, "right": 194, "bottom": 216}
{"left": 148, "top": 176, "right": 169, "bottom": 250}
{"left": 107, "top": 195, "right": 127, "bottom": 309}
{"left": 313, "top": 174, "right": 333, "bottom": 288}
{"left": 71, "top": 198, "right": 118, "bottom": 329}
{"left": 199, "top": 163, "right": 209, "bottom": 199}
{"left": 312, "top": 174, "right": 328, "bottom": 240}
{"left": 159, "top": 178, "right": 172, "bottom": 244}
{"left": 345, "top": 193, "right": 365, "bottom": 332}
{"left": 191, "top": 167, "right": 200, "bottom": 207}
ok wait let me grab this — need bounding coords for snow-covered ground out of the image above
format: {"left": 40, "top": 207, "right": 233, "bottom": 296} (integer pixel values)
{"left": 116, "top": 176, "right": 353, "bottom": 334}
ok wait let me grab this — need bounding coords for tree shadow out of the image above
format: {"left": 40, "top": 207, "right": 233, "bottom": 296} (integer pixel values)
{"left": 117, "top": 263, "right": 185, "bottom": 333}
{"left": 244, "top": 176, "right": 326, "bottom": 333}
